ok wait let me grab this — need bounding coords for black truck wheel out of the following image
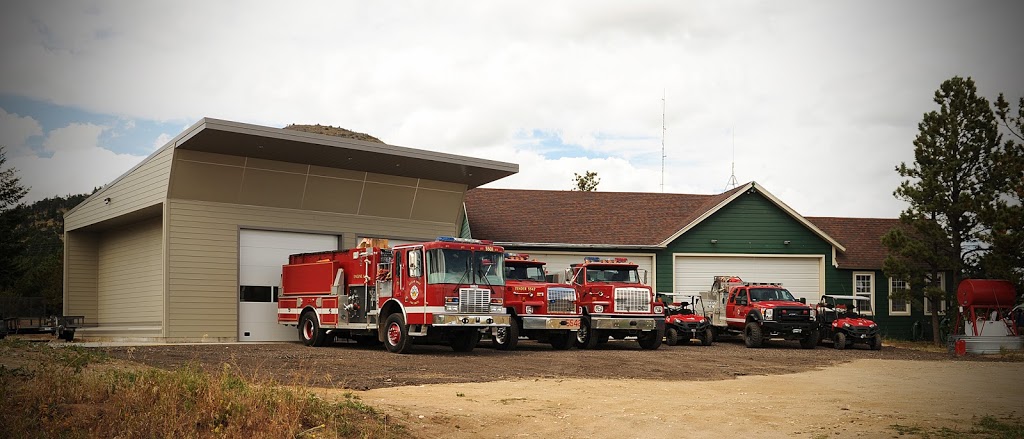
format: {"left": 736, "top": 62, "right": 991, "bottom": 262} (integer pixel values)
{"left": 833, "top": 332, "right": 847, "bottom": 350}
{"left": 700, "top": 328, "right": 714, "bottom": 346}
{"left": 492, "top": 318, "right": 520, "bottom": 351}
{"left": 665, "top": 327, "right": 679, "bottom": 346}
{"left": 383, "top": 313, "right": 413, "bottom": 354}
{"left": 637, "top": 326, "right": 663, "bottom": 350}
{"left": 744, "top": 322, "right": 764, "bottom": 348}
{"left": 576, "top": 318, "right": 599, "bottom": 349}
{"left": 800, "top": 330, "right": 818, "bottom": 349}
{"left": 451, "top": 329, "right": 480, "bottom": 352}
{"left": 869, "top": 333, "right": 883, "bottom": 350}
{"left": 299, "top": 312, "right": 329, "bottom": 347}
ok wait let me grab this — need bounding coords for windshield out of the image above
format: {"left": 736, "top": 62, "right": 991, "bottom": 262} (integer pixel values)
{"left": 584, "top": 267, "right": 640, "bottom": 284}
{"left": 506, "top": 263, "right": 546, "bottom": 281}
{"left": 426, "top": 249, "right": 505, "bottom": 285}
{"left": 749, "top": 288, "right": 796, "bottom": 302}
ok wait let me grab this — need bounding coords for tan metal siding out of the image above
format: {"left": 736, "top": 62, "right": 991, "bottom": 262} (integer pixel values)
{"left": 166, "top": 198, "right": 459, "bottom": 339}
{"left": 64, "top": 231, "right": 98, "bottom": 323}
{"left": 96, "top": 217, "right": 163, "bottom": 326}
{"left": 65, "top": 146, "right": 173, "bottom": 231}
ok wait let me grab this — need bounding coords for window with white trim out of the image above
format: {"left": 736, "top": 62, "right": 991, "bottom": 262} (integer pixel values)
{"left": 923, "top": 273, "right": 947, "bottom": 315}
{"left": 853, "top": 272, "right": 874, "bottom": 315}
{"left": 889, "top": 277, "right": 911, "bottom": 316}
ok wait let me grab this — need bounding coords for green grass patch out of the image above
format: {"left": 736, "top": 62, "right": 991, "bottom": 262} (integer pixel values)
{"left": 888, "top": 415, "right": 1024, "bottom": 438}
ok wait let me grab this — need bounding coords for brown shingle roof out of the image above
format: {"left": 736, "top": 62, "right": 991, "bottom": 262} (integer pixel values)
{"left": 805, "top": 217, "right": 902, "bottom": 269}
{"left": 465, "top": 186, "right": 743, "bottom": 247}
{"left": 466, "top": 188, "right": 900, "bottom": 270}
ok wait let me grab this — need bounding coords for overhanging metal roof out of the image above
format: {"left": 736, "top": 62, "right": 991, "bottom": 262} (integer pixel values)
{"left": 176, "top": 118, "right": 518, "bottom": 188}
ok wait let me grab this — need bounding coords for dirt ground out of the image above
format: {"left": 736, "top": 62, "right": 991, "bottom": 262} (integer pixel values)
{"left": 92, "top": 337, "right": 1024, "bottom": 438}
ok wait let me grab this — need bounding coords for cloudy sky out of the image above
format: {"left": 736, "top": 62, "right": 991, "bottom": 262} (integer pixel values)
{"left": 1, "top": 1, "right": 1020, "bottom": 218}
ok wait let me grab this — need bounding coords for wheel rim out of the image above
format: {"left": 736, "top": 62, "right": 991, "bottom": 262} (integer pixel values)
{"left": 387, "top": 322, "right": 402, "bottom": 346}
{"left": 495, "top": 327, "right": 508, "bottom": 344}
{"left": 302, "top": 319, "right": 314, "bottom": 340}
{"left": 577, "top": 322, "right": 589, "bottom": 344}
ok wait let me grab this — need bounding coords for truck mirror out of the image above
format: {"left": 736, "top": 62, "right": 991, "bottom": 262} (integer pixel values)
{"left": 642, "top": 269, "right": 648, "bottom": 285}
{"left": 800, "top": 297, "right": 806, "bottom": 304}
{"left": 563, "top": 268, "right": 572, "bottom": 284}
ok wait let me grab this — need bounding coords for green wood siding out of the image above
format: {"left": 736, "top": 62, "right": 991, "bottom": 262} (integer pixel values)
{"left": 655, "top": 191, "right": 838, "bottom": 293}
{"left": 834, "top": 269, "right": 955, "bottom": 340}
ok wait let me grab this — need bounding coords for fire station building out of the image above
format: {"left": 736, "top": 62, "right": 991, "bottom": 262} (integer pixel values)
{"left": 63, "top": 118, "right": 517, "bottom": 342}
{"left": 464, "top": 185, "right": 950, "bottom": 339}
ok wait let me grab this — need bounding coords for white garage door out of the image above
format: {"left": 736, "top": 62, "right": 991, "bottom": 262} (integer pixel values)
{"left": 239, "top": 230, "right": 339, "bottom": 342}
{"left": 674, "top": 255, "right": 823, "bottom": 303}
{"left": 506, "top": 251, "right": 655, "bottom": 286}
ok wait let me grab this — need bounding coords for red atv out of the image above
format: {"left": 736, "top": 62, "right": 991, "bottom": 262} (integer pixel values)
{"left": 815, "top": 295, "right": 882, "bottom": 350}
{"left": 659, "top": 293, "right": 713, "bottom": 346}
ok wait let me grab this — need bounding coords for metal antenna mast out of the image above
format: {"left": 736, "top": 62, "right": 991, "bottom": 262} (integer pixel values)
{"left": 661, "top": 90, "right": 666, "bottom": 192}
{"left": 725, "top": 128, "right": 739, "bottom": 191}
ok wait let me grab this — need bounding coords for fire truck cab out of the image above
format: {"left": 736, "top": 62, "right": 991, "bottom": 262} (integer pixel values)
{"left": 566, "top": 257, "right": 665, "bottom": 350}
{"left": 278, "top": 237, "right": 510, "bottom": 354}
{"left": 495, "top": 253, "right": 580, "bottom": 350}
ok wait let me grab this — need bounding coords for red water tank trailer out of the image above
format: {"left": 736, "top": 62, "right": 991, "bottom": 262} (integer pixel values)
{"left": 956, "top": 279, "right": 1016, "bottom": 307}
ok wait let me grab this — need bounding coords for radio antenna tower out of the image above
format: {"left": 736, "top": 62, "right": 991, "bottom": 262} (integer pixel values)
{"left": 660, "top": 90, "right": 667, "bottom": 193}
{"left": 725, "top": 128, "right": 739, "bottom": 191}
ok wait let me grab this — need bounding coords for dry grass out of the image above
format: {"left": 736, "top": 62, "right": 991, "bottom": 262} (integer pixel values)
{"left": 0, "top": 339, "right": 404, "bottom": 438}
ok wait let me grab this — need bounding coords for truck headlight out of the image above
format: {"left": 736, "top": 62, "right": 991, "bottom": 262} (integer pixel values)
{"left": 525, "top": 306, "right": 534, "bottom": 314}
{"left": 445, "top": 304, "right": 458, "bottom": 312}
{"left": 763, "top": 309, "right": 773, "bottom": 321}
{"left": 490, "top": 305, "right": 504, "bottom": 313}
{"left": 843, "top": 322, "right": 852, "bottom": 329}
{"left": 595, "top": 305, "right": 605, "bottom": 313}
{"left": 809, "top": 311, "right": 816, "bottom": 321}
{"left": 869, "top": 323, "right": 877, "bottom": 328}
{"left": 654, "top": 305, "right": 664, "bottom": 314}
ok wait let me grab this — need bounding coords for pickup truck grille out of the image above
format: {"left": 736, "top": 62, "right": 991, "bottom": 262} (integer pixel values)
{"left": 459, "top": 288, "right": 491, "bottom": 313}
{"left": 546, "top": 287, "right": 576, "bottom": 314}
{"left": 614, "top": 288, "right": 651, "bottom": 313}
{"left": 777, "top": 307, "right": 812, "bottom": 322}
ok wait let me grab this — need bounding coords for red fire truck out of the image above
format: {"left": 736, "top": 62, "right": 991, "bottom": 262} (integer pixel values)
{"left": 277, "top": 237, "right": 511, "bottom": 354}
{"left": 702, "top": 275, "right": 817, "bottom": 349}
{"left": 566, "top": 257, "right": 665, "bottom": 349}
{"left": 494, "top": 253, "right": 580, "bottom": 350}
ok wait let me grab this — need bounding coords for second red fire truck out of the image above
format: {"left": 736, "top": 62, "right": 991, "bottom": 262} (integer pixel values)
{"left": 566, "top": 256, "right": 665, "bottom": 349}
{"left": 277, "top": 237, "right": 510, "bottom": 354}
{"left": 495, "top": 253, "right": 581, "bottom": 350}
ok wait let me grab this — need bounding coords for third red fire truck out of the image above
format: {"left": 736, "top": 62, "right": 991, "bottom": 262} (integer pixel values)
{"left": 566, "top": 257, "right": 665, "bottom": 349}
{"left": 493, "top": 253, "right": 580, "bottom": 350}
{"left": 277, "top": 237, "right": 510, "bottom": 354}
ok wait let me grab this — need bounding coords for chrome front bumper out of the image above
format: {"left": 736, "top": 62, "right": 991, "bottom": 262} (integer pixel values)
{"left": 432, "top": 314, "right": 511, "bottom": 327}
{"left": 521, "top": 316, "right": 582, "bottom": 330}
{"left": 590, "top": 316, "right": 660, "bottom": 331}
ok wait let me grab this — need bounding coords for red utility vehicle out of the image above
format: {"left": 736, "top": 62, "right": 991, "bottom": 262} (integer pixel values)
{"left": 494, "top": 253, "right": 581, "bottom": 350}
{"left": 566, "top": 257, "right": 665, "bottom": 350}
{"left": 658, "top": 293, "right": 713, "bottom": 346}
{"left": 702, "top": 275, "right": 817, "bottom": 349}
{"left": 815, "top": 295, "right": 881, "bottom": 350}
{"left": 277, "top": 237, "right": 510, "bottom": 354}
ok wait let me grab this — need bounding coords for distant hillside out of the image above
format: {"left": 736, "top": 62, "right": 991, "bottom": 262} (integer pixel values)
{"left": 283, "top": 123, "right": 384, "bottom": 144}
{"left": 18, "top": 193, "right": 91, "bottom": 257}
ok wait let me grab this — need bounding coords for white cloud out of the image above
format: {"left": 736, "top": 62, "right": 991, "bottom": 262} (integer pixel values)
{"left": 1, "top": 0, "right": 1021, "bottom": 216}
{"left": 152, "top": 132, "right": 172, "bottom": 150}
{"left": 11, "top": 123, "right": 144, "bottom": 201}
{"left": 0, "top": 108, "right": 43, "bottom": 157}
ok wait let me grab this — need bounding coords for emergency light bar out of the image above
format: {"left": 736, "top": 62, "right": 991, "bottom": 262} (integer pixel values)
{"left": 583, "top": 256, "right": 631, "bottom": 263}
{"left": 436, "top": 236, "right": 492, "bottom": 244}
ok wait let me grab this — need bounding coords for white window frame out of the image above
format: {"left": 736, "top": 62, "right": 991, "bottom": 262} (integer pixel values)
{"left": 852, "top": 272, "right": 875, "bottom": 316}
{"left": 888, "top": 277, "right": 911, "bottom": 316}
{"left": 923, "top": 273, "right": 947, "bottom": 315}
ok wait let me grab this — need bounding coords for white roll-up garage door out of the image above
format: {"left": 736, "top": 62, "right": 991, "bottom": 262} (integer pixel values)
{"left": 239, "top": 230, "right": 339, "bottom": 342}
{"left": 674, "top": 255, "right": 823, "bottom": 303}
{"left": 505, "top": 251, "right": 655, "bottom": 286}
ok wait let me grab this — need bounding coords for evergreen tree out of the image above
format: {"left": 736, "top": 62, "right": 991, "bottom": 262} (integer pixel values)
{"left": 980, "top": 94, "right": 1024, "bottom": 289}
{"left": 0, "top": 145, "right": 29, "bottom": 295}
{"left": 883, "top": 76, "right": 1004, "bottom": 345}
{"left": 572, "top": 171, "right": 600, "bottom": 191}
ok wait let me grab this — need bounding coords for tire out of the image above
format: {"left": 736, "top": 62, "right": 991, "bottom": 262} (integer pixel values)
{"left": 492, "top": 318, "right": 520, "bottom": 351}
{"left": 665, "top": 327, "right": 679, "bottom": 346}
{"left": 299, "top": 312, "right": 329, "bottom": 347}
{"left": 383, "top": 313, "right": 413, "bottom": 354}
{"left": 576, "top": 317, "right": 599, "bottom": 349}
{"left": 869, "top": 333, "right": 883, "bottom": 351}
{"left": 549, "top": 332, "right": 575, "bottom": 350}
{"left": 451, "top": 329, "right": 480, "bottom": 352}
{"left": 700, "top": 328, "right": 714, "bottom": 346}
{"left": 800, "top": 330, "right": 818, "bottom": 349}
{"left": 744, "top": 322, "right": 764, "bottom": 348}
{"left": 833, "top": 332, "right": 847, "bottom": 350}
{"left": 637, "top": 326, "right": 664, "bottom": 350}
